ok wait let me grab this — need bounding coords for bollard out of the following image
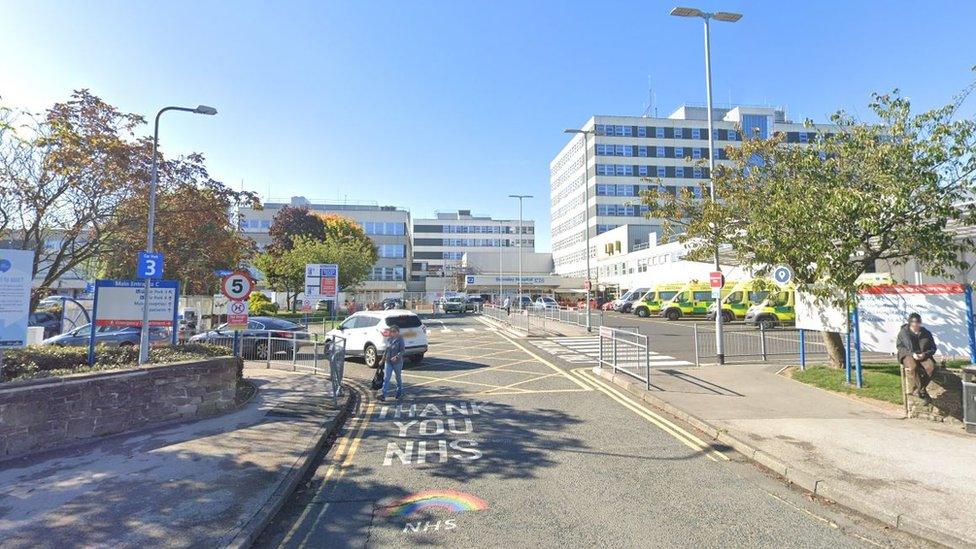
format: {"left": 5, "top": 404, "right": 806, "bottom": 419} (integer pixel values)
{"left": 799, "top": 329, "right": 806, "bottom": 370}
{"left": 644, "top": 335, "right": 651, "bottom": 390}
{"left": 759, "top": 324, "right": 768, "bottom": 362}
{"left": 612, "top": 333, "right": 618, "bottom": 375}
{"left": 266, "top": 332, "right": 272, "bottom": 368}
{"left": 694, "top": 324, "right": 700, "bottom": 367}
{"left": 313, "top": 340, "right": 318, "bottom": 375}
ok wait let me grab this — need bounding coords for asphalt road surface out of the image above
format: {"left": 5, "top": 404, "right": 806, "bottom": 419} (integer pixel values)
{"left": 256, "top": 314, "right": 927, "bottom": 548}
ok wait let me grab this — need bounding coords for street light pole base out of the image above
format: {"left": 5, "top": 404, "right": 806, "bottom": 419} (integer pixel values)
{"left": 716, "top": 353, "right": 725, "bottom": 365}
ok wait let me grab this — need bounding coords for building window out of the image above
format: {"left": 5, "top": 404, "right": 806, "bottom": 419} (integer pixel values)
{"left": 799, "top": 131, "right": 809, "bottom": 143}
{"left": 692, "top": 148, "right": 702, "bottom": 159}
{"left": 674, "top": 147, "right": 684, "bottom": 159}
{"left": 692, "top": 128, "right": 701, "bottom": 139}
{"left": 675, "top": 166, "right": 684, "bottom": 178}
{"left": 674, "top": 127, "right": 683, "bottom": 139}
{"left": 693, "top": 167, "right": 703, "bottom": 178}
{"left": 655, "top": 127, "right": 664, "bottom": 138}
{"left": 638, "top": 126, "right": 647, "bottom": 137}
{"left": 657, "top": 166, "right": 666, "bottom": 178}
{"left": 656, "top": 146, "right": 665, "bottom": 158}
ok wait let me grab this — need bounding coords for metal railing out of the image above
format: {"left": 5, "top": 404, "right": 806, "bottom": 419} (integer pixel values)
{"left": 482, "top": 304, "right": 602, "bottom": 336}
{"left": 204, "top": 330, "right": 346, "bottom": 402}
{"left": 597, "top": 326, "right": 653, "bottom": 388}
{"left": 693, "top": 324, "right": 831, "bottom": 366}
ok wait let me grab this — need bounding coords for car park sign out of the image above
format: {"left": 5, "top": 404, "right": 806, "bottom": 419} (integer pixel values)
{"left": 137, "top": 251, "right": 164, "bottom": 280}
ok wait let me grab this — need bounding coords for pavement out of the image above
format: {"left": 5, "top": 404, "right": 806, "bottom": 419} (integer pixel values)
{"left": 0, "top": 367, "right": 351, "bottom": 549}
{"left": 589, "top": 361, "right": 976, "bottom": 548}
{"left": 257, "top": 314, "right": 927, "bottom": 548}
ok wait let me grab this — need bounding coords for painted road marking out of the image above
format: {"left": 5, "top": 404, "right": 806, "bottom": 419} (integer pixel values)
{"left": 534, "top": 336, "right": 694, "bottom": 367}
{"left": 279, "top": 390, "right": 376, "bottom": 548}
{"left": 570, "top": 368, "right": 728, "bottom": 462}
{"left": 481, "top": 322, "right": 591, "bottom": 391}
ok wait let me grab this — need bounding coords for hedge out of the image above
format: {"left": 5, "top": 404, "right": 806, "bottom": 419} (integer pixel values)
{"left": 0, "top": 343, "right": 232, "bottom": 383}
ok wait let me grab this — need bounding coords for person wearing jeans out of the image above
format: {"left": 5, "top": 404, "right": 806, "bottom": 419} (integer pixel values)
{"left": 896, "top": 312, "right": 938, "bottom": 401}
{"left": 380, "top": 325, "right": 405, "bottom": 402}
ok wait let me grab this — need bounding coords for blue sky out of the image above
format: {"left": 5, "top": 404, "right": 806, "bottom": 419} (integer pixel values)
{"left": 2, "top": 0, "right": 975, "bottom": 250}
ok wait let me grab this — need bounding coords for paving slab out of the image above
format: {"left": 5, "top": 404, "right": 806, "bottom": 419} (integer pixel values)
{"left": 0, "top": 367, "right": 351, "bottom": 549}
{"left": 593, "top": 362, "right": 976, "bottom": 548}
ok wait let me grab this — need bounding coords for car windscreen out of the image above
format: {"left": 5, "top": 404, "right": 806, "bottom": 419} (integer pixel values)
{"left": 386, "top": 315, "right": 422, "bottom": 328}
{"left": 659, "top": 291, "right": 678, "bottom": 301}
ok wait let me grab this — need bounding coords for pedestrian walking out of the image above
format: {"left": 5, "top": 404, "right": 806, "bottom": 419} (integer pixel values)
{"left": 503, "top": 296, "right": 511, "bottom": 316}
{"left": 896, "top": 312, "right": 938, "bottom": 401}
{"left": 379, "top": 325, "right": 405, "bottom": 402}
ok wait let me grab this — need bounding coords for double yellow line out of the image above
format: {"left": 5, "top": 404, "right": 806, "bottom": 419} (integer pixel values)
{"left": 279, "top": 388, "right": 376, "bottom": 548}
{"left": 570, "top": 368, "right": 729, "bottom": 462}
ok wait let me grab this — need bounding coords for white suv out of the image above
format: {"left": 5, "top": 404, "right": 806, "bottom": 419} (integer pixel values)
{"left": 328, "top": 310, "right": 428, "bottom": 368}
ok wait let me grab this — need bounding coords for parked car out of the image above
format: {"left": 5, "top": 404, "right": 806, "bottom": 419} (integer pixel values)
{"left": 442, "top": 297, "right": 467, "bottom": 314}
{"left": 465, "top": 296, "right": 483, "bottom": 312}
{"left": 327, "top": 310, "right": 428, "bottom": 368}
{"left": 381, "top": 297, "right": 406, "bottom": 310}
{"left": 41, "top": 324, "right": 170, "bottom": 347}
{"left": 514, "top": 295, "right": 533, "bottom": 310}
{"left": 190, "top": 316, "right": 307, "bottom": 359}
{"left": 533, "top": 297, "right": 558, "bottom": 310}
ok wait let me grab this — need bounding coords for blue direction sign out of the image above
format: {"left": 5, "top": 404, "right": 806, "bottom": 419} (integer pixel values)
{"left": 214, "top": 268, "right": 234, "bottom": 277}
{"left": 137, "top": 252, "right": 164, "bottom": 280}
{"left": 772, "top": 264, "right": 794, "bottom": 285}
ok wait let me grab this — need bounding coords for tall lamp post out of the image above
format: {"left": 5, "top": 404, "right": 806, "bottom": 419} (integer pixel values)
{"left": 508, "top": 194, "right": 532, "bottom": 308}
{"left": 563, "top": 128, "right": 594, "bottom": 332}
{"left": 139, "top": 105, "right": 217, "bottom": 365}
{"left": 670, "top": 5, "right": 741, "bottom": 365}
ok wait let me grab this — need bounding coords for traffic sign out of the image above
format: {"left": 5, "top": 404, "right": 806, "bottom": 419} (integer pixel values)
{"left": 137, "top": 251, "right": 164, "bottom": 280}
{"left": 772, "top": 264, "right": 794, "bottom": 285}
{"left": 221, "top": 271, "right": 254, "bottom": 300}
{"left": 709, "top": 271, "right": 725, "bottom": 288}
{"left": 226, "top": 299, "right": 248, "bottom": 330}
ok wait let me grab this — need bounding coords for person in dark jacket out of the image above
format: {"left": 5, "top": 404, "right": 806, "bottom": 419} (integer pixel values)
{"left": 896, "top": 313, "right": 938, "bottom": 400}
{"left": 379, "top": 325, "right": 405, "bottom": 402}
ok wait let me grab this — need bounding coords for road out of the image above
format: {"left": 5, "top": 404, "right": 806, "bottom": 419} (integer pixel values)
{"left": 256, "top": 314, "right": 925, "bottom": 548}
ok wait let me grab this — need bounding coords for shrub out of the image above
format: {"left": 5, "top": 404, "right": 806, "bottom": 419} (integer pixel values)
{"left": 0, "top": 343, "right": 232, "bottom": 383}
{"left": 249, "top": 292, "right": 279, "bottom": 315}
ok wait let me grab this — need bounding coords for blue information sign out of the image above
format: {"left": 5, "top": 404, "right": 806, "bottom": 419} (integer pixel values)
{"left": 137, "top": 252, "right": 164, "bottom": 279}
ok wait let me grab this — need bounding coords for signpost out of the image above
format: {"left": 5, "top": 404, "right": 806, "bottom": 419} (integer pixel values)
{"left": 303, "top": 263, "right": 339, "bottom": 312}
{"left": 709, "top": 271, "right": 724, "bottom": 299}
{"left": 220, "top": 271, "right": 254, "bottom": 355}
{"left": 0, "top": 250, "right": 33, "bottom": 379}
{"left": 89, "top": 279, "right": 180, "bottom": 365}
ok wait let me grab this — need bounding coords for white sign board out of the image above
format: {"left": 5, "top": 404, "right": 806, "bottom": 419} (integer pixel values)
{"left": 857, "top": 284, "right": 973, "bottom": 359}
{"left": 94, "top": 280, "right": 179, "bottom": 327}
{"left": 0, "top": 249, "right": 33, "bottom": 348}
{"left": 795, "top": 290, "right": 848, "bottom": 333}
{"left": 304, "top": 264, "right": 339, "bottom": 311}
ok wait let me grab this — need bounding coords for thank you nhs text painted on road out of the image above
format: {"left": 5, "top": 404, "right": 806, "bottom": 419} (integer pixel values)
{"left": 377, "top": 401, "right": 488, "bottom": 466}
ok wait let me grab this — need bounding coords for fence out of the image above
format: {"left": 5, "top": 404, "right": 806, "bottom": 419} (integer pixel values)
{"left": 205, "top": 330, "right": 346, "bottom": 403}
{"left": 596, "top": 326, "right": 654, "bottom": 388}
{"left": 482, "top": 304, "right": 601, "bottom": 336}
{"left": 693, "top": 325, "right": 833, "bottom": 366}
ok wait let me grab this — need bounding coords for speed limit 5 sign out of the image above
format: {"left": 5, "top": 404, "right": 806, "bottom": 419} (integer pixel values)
{"left": 221, "top": 271, "right": 254, "bottom": 300}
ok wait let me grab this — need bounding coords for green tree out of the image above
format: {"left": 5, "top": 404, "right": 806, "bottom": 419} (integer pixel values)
{"left": 253, "top": 234, "right": 376, "bottom": 311}
{"left": 248, "top": 291, "right": 278, "bottom": 315}
{"left": 645, "top": 80, "right": 976, "bottom": 367}
{"left": 268, "top": 206, "right": 325, "bottom": 253}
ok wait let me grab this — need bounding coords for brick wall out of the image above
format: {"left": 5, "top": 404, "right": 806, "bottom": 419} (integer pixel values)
{"left": 0, "top": 357, "right": 242, "bottom": 460}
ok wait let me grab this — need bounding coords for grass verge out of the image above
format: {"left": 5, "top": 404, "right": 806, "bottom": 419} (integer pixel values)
{"left": 791, "top": 359, "right": 969, "bottom": 405}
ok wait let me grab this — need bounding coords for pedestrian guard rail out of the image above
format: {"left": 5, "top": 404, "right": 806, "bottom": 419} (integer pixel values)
{"left": 205, "top": 330, "right": 346, "bottom": 403}
{"left": 596, "top": 325, "right": 656, "bottom": 389}
{"left": 693, "top": 324, "right": 832, "bottom": 366}
{"left": 481, "top": 304, "right": 601, "bottom": 336}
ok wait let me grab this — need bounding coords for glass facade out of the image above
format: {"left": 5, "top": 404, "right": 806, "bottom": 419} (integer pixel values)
{"left": 368, "top": 266, "right": 405, "bottom": 281}
{"left": 363, "top": 222, "right": 406, "bottom": 236}
{"left": 377, "top": 244, "right": 406, "bottom": 258}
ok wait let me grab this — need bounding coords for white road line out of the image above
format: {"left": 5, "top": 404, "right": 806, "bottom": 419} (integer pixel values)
{"left": 535, "top": 335, "right": 693, "bottom": 367}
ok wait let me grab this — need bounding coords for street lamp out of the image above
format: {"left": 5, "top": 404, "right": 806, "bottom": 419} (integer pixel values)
{"left": 670, "top": 6, "right": 741, "bottom": 364}
{"left": 564, "top": 128, "right": 594, "bottom": 332}
{"left": 139, "top": 105, "right": 217, "bottom": 365}
{"left": 508, "top": 194, "right": 532, "bottom": 309}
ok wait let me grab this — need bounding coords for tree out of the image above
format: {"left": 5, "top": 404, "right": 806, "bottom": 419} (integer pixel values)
{"left": 317, "top": 213, "right": 379, "bottom": 264}
{"left": 253, "top": 234, "right": 376, "bottom": 311}
{"left": 645, "top": 81, "right": 976, "bottom": 367}
{"left": 268, "top": 206, "right": 325, "bottom": 252}
{"left": 0, "top": 90, "right": 144, "bottom": 308}
{"left": 99, "top": 153, "right": 260, "bottom": 294}
{"left": 248, "top": 291, "right": 278, "bottom": 315}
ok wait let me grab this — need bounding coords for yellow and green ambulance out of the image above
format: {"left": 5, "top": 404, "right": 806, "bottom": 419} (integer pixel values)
{"left": 743, "top": 286, "right": 796, "bottom": 329}
{"left": 706, "top": 278, "right": 777, "bottom": 323}
{"left": 660, "top": 280, "right": 730, "bottom": 321}
{"left": 632, "top": 282, "right": 684, "bottom": 318}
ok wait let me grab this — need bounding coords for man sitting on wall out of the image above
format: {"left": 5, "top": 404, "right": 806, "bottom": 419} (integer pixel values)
{"left": 896, "top": 313, "right": 938, "bottom": 401}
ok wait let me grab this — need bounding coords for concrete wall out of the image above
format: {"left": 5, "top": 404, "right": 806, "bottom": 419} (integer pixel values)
{"left": 0, "top": 357, "right": 242, "bottom": 461}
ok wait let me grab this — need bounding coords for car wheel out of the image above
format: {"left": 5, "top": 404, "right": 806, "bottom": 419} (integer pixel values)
{"left": 665, "top": 309, "right": 681, "bottom": 321}
{"left": 118, "top": 341, "right": 135, "bottom": 348}
{"left": 408, "top": 354, "right": 424, "bottom": 365}
{"left": 758, "top": 317, "right": 778, "bottom": 330}
{"left": 635, "top": 307, "right": 649, "bottom": 318}
{"left": 364, "top": 343, "right": 379, "bottom": 368}
{"left": 255, "top": 341, "right": 269, "bottom": 360}
{"left": 721, "top": 311, "right": 735, "bottom": 323}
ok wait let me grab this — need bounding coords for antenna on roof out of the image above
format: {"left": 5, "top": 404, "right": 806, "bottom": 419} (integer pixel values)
{"left": 641, "top": 76, "right": 654, "bottom": 118}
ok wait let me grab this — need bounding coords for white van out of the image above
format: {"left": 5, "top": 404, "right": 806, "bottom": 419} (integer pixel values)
{"left": 327, "top": 310, "right": 428, "bottom": 368}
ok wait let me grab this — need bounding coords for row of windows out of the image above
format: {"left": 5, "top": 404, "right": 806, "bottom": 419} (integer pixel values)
{"left": 595, "top": 164, "right": 711, "bottom": 178}
{"left": 595, "top": 144, "right": 710, "bottom": 160}
{"left": 240, "top": 219, "right": 272, "bottom": 231}
{"left": 368, "top": 266, "right": 405, "bottom": 281}
{"left": 363, "top": 222, "right": 406, "bottom": 236}
{"left": 377, "top": 244, "right": 406, "bottom": 258}
{"left": 443, "top": 225, "right": 531, "bottom": 234}
{"left": 596, "top": 184, "right": 703, "bottom": 198}
{"left": 596, "top": 224, "right": 621, "bottom": 235}
{"left": 595, "top": 124, "right": 742, "bottom": 141}
{"left": 597, "top": 204, "right": 649, "bottom": 217}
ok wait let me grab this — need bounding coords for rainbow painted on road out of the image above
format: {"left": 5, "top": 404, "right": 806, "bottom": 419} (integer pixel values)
{"left": 378, "top": 489, "right": 488, "bottom": 518}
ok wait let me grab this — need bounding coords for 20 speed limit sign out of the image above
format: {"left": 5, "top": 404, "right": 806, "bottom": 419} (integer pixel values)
{"left": 221, "top": 271, "right": 254, "bottom": 300}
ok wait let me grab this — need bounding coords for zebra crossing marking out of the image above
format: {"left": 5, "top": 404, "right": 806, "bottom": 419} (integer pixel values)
{"left": 533, "top": 336, "right": 694, "bottom": 367}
